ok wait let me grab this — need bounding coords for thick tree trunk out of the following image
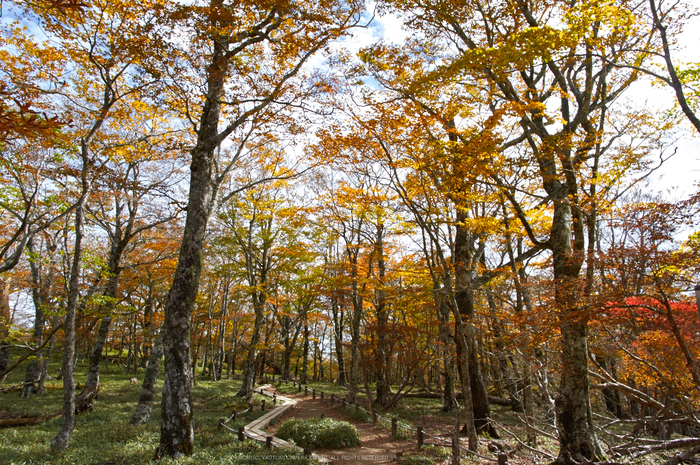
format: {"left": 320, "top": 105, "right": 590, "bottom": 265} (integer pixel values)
{"left": 155, "top": 34, "right": 225, "bottom": 458}
{"left": 452, "top": 307, "right": 478, "bottom": 450}
{"left": 131, "top": 328, "right": 164, "bottom": 425}
{"left": 551, "top": 200, "right": 601, "bottom": 464}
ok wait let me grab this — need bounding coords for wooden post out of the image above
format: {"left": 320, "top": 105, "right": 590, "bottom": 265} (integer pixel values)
{"left": 261, "top": 400, "right": 265, "bottom": 412}
{"left": 312, "top": 389, "right": 316, "bottom": 399}
{"left": 355, "top": 402, "right": 359, "bottom": 414}
{"left": 273, "top": 394, "right": 277, "bottom": 405}
{"left": 498, "top": 454, "right": 508, "bottom": 465}
{"left": 266, "top": 436, "right": 272, "bottom": 449}
{"left": 237, "top": 426, "right": 245, "bottom": 441}
{"left": 320, "top": 391, "right": 324, "bottom": 401}
{"left": 305, "top": 386, "right": 308, "bottom": 396}
{"left": 298, "top": 384, "right": 302, "bottom": 392}
{"left": 331, "top": 394, "right": 335, "bottom": 406}
{"left": 372, "top": 412, "right": 377, "bottom": 425}
{"left": 417, "top": 426, "right": 424, "bottom": 448}
{"left": 304, "top": 448, "right": 311, "bottom": 456}
{"left": 391, "top": 417, "right": 397, "bottom": 438}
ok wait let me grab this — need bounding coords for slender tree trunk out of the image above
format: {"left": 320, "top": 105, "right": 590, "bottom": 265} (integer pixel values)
{"left": 331, "top": 291, "right": 346, "bottom": 385}
{"left": 22, "top": 238, "right": 48, "bottom": 396}
{"left": 374, "top": 224, "right": 390, "bottom": 407}
{"left": 51, "top": 176, "right": 90, "bottom": 451}
{"left": 131, "top": 328, "right": 164, "bottom": 425}
{"left": 347, "top": 254, "right": 363, "bottom": 404}
{"left": 453, "top": 217, "right": 498, "bottom": 438}
{"left": 438, "top": 298, "right": 457, "bottom": 413}
{"left": 75, "top": 260, "right": 121, "bottom": 412}
{"left": 301, "top": 318, "right": 310, "bottom": 384}
{"left": 237, "top": 297, "right": 264, "bottom": 400}
{"left": 487, "top": 292, "right": 522, "bottom": 411}
{"left": 0, "top": 277, "right": 10, "bottom": 375}
{"left": 215, "top": 283, "right": 228, "bottom": 380}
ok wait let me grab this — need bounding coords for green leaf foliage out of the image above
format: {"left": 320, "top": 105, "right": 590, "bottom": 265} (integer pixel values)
{"left": 276, "top": 417, "right": 361, "bottom": 449}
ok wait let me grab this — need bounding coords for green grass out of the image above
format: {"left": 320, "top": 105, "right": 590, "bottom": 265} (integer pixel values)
{"left": 0, "top": 355, "right": 310, "bottom": 464}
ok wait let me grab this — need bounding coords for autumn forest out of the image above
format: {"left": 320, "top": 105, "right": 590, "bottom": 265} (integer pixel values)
{"left": 1, "top": 0, "right": 699, "bottom": 464}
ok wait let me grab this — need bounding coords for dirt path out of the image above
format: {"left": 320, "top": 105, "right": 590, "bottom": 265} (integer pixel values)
{"left": 266, "top": 389, "right": 415, "bottom": 465}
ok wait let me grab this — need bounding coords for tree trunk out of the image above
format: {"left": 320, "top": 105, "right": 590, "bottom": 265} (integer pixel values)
{"left": 22, "top": 238, "right": 49, "bottom": 397}
{"left": 301, "top": 319, "right": 310, "bottom": 384}
{"left": 0, "top": 277, "right": 10, "bottom": 375}
{"left": 155, "top": 32, "right": 226, "bottom": 457}
{"left": 237, "top": 297, "right": 264, "bottom": 400}
{"left": 374, "top": 223, "right": 390, "bottom": 407}
{"left": 51, "top": 178, "right": 89, "bottom": 451}
{"left": 347, "top": 253, "right": 363, "bottom": 404}
{"left": 331, "top": 291, "right": 346, "bottom": 385}
{"left": 131, "top": 328, "right": 164, "bottom": 425}
{"left": 453, "top": 210, "right": 498, "bottom": 438}
{"left": 551, "top": 199, "right": 601, "bottom": 463}
{"left": 438, "top": 299, "right": 457, "bottom": 413}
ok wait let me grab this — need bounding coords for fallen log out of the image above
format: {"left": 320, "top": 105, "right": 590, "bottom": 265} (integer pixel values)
{"left": 0, "top": 411, "right": 61, "bottom": 428}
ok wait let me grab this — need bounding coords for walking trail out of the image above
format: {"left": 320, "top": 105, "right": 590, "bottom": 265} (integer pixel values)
{"left": 265, "top": 387, "right": 415, "bottom": 465}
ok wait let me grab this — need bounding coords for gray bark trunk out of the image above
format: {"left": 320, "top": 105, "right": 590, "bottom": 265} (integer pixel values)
{"left": 347, "top": 253, "right": 362, "bottom": 404}
{"left": 301, "top": 319, "right": 310, "bottom": 383}
{"left": 131, "top": 328, "right": 164, "bottom": 425}
{"left": 374, "top": 224, "right": 390, "bottom": 407}
{"left": 331, "top": 291, "right": 346, "bottom": 385}
{"left": 453, "top": 214, "right": 498, "bottom": 438}
{"left": 550, "top": 199, "right": 601, "bottom": 463}
{"left": 0, "top": 277, "right": 10, "bottom": 375}
{"left": 237, "top": 297, "right": 264, "bottom": 400}
{"left": 155, "top": 29, "right": 227, "bottom": 458}
{"left": 51, "top": 174, "right": 90, "bottom": 451}
{"left": 22, "top": 238, "right": 47, "bottom": 396}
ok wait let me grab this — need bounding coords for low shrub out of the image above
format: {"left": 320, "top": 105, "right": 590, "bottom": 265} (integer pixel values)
{"left": 276, "top": 417, "right": 361, "bottom": 449}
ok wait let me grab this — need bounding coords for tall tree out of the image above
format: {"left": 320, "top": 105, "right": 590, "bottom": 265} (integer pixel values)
{"left": 367, "top": 0, "right": 661, "bottom": 460}
{"left": 150, "top": 0, "right": 361, "bottom": 453}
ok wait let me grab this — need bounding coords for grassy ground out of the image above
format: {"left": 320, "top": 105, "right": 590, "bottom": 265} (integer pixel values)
{"left": 0, "top": 358, "right": 313, "bottom": 465}
{"left": 1, "top": 362, "right": 681, "bottom": 465}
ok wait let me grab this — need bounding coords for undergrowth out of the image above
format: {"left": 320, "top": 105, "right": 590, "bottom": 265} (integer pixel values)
{"left": 276, "top": 417, "right": 361, "bottom": 449}
{"left": 0, "top": 355, "right": 281, "bottom": 464}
